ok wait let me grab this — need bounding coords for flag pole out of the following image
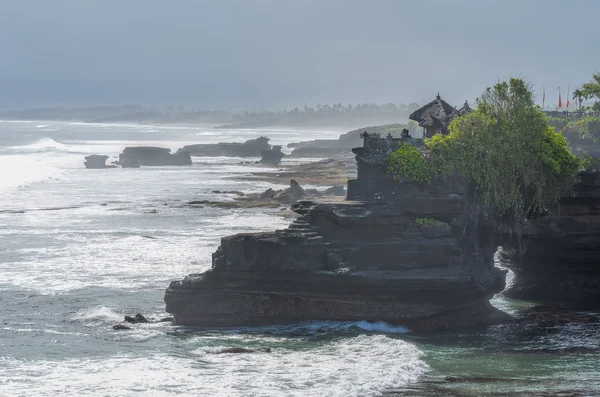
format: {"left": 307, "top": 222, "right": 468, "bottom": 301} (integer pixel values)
{"left": 542, "top": 84, "right": 545, "bottom": 110}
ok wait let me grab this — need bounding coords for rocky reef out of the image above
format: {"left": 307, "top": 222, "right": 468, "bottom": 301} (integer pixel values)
{"left": 84, "top": 154, "right": 112, "bottom": 169}
{"left": 500, "top": 170, "right": 600, "bottom": 305}
{"left": 118, "top": 147, "right": 192, "bottom": 166}
{"left": 165, "top": 133, "right": 508, "bottom": 330}
{"left": 179, "top": 137, "right": 271, "bottom": 157}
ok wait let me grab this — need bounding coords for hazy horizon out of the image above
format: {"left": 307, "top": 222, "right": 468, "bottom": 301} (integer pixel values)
{"left": 1, "top": 0, "right": 598, "bottom": 110}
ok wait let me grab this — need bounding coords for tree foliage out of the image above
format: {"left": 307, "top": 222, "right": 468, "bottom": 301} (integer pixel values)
{"left": 580, "top": 73, "right": 600, "bottom": 100}
{"left": 387, "top": 78, "right": 580, "bottom": 222}
{"left": 428, "top": 78, "right": 580, "bottom": 219}
{"left": 566, "top": 116, "right": 600, "bottom": 143}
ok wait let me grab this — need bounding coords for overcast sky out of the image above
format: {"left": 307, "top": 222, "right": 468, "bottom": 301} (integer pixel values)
{"left": 0, "top": 0, "right": 598, "bottom": 109}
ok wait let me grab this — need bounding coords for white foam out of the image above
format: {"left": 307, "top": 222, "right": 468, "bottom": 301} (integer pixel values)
{"left": 10, "top": 137, "right": 69, "bottom": 152}
{"left": 0, "top": 335, "right": 427, "bottom": 397}
{"left": 354, "top": 321, "right": 409, "bottom": 333}
{"left": 72, "top": 306, "right": 123, "bottom": 323}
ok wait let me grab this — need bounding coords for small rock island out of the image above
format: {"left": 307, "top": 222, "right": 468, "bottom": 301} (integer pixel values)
{"left": 84, "top": 154, "right": 112, "bottom": 169}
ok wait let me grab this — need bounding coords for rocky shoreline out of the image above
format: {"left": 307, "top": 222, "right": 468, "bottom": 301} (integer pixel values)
{"left": 165, "top": 134, "right": 510, "bottom": 331}
{"left": 163, "top": 128, "right": 600, "bottom": 332}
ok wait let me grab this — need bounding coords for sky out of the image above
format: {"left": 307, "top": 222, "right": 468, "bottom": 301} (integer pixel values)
{"left": 0, "top": 0, "right": 598, "bottom": 110}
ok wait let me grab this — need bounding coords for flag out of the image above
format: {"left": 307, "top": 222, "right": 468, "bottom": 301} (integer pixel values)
{"left": 542, "top": 85, "right": 545, "bottom": 110}
{"left": 558, "top": 87, "right": 562, "bottom": 109}
{"left": 566, "top": 85, "right": 571, "bottom": 109}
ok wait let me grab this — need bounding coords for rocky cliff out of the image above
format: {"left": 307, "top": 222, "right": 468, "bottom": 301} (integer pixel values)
{"left": 165, "top": 134, "right": 508, "bottom": 330}
{"left": 500, "top": 170, "right": 600, "bottom": 305}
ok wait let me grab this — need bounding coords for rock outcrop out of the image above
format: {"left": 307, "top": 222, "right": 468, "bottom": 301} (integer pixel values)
{"left": 84, "top": 154, "right": 112, "bottom": 169}
{"left": 118, "top": 147, "right": 192, "bottom": 166}
{"left": 164, "top": 133, "right": 508, "bottom": 331}
{"left": 500, "top": 170, "right": 600, "bottom": 305}
{"left": 259, "top": 145, "right": 285, "bottom": 165}
{"left": 179, "top": 137, "right": 271, "bottom": 157}
{"left": 287, "top": 124, "right": 413, "bottom": 157}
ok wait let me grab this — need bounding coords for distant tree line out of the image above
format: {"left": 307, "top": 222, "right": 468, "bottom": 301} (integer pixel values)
{"left": 0, "top": 102, "right": 421, "bottom": 129}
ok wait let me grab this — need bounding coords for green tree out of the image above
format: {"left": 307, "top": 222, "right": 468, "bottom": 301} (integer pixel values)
{"left": 425, "top": 78, "right": 580, "bottom": 221}
{"left": 573, "top": 88, "right": 586, "bottom": 110}
{"left": 581, "top": 73, "right": 600, "bottom": 99}
{"left": 579, "top": 73, "right": 600, "bottom": 110}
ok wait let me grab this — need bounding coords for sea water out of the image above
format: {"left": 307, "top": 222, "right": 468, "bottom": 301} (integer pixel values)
{"left": 0, "top": 120, "right": 598, "bottom": 396}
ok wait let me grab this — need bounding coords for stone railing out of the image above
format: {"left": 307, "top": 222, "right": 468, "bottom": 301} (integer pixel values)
{"left": 544, "top": 111, "right": 600, "bottom": 119}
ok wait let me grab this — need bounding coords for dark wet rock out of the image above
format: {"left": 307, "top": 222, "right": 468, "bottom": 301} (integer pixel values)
{"left": 145, "top": 209, "right": 158, "bottom": 214}
{"left": 134, "top": 314, "right": 149, "bottom": 323}
{"left": 179, "top": 137, "right": 271, "bottom": 157}
{"left": 159, "top": 317, "right": 174, "bottom": 323}
{"left": 118, "top": 147, "right": 192, "bottom": 167}
{"left": 260, "top": 145, "right": 285, "bottom": 165}
{"left": 500, "top": 171, "right": 600, "bottom": 306}
{"left": 165, "top": 136, "right": 509, "bottom": 331}
{"left": 124, "top": 315, "right": 137, "bottom": 324}
{"left": 515, "top": 304, "right": 599, "bottom": 328}
{"left": 84, "top": 154, "right": 111, "bottom": 169}
{"left": 189, "top": 200, "right": 210, "bottom": 205}
{"left": 124, "top": 314, "right": 150, "bottom": 324}
{"left": 112, "top": 324, "right": 132, "bottom": 331}
{"left": 211, "top": 190, "right": 245, "bottom": 196}
{"left": 213, "top": 347, "right": 272, "bottom": 354}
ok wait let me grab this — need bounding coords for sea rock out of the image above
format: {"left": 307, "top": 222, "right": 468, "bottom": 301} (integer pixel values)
{"left": 118, "top": 147, "right": 192, "bottom": 166}
{"left": 213, "top": 347, "right": 272, "bottom": 354}
{"left": 84, "top": 154, "right": 111, "bottom": 169}
{"left": 113, "top": 324, "right": 132, "bottom": 331}
{"left": 178, "top": 137, "right": 271, "bottom": 157}
{"left": 500, "top": 170, "right": 600, "bottom": 305}
{"left": 164, "top": 134, "right": 508, "bottom": 331}
{"left": 211, "top": 190, "right": 245, "bottom": 196}
{"left": 260, "top": 145, "right": 285, "bottom": 165}
{"left": 124, "top": 314, "right": 150, "bottom": 324}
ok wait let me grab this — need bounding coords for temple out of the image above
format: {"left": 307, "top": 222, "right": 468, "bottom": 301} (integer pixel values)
{"left": 347, "top": 131, "right": 423, "bottom": 200}
{"left": 409, "top": 94, "right": 471, "bottom": 138}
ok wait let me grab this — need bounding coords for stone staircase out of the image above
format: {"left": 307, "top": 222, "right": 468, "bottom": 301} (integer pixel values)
{"left": 286, "top": 215, "right": 323, "bottom": 243}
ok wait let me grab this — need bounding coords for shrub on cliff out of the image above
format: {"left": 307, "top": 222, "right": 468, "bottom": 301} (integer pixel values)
{"left": 387, "top": 142, "right": 431, "bottom": 183}
{"left": 428, "top": 78, "right": 580, "bottom": 219}
{"left": 566, "top": 116, "right": 600, "bottom": 143}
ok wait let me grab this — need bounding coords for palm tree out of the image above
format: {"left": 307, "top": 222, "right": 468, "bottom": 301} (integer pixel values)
{"left": 573, "top": 89, "right": 586, "bottom": 110}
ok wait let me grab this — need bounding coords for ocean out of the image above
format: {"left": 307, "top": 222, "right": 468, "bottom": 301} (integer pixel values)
{"left": 1, "top": 120, "right": 599, "bottom": 396}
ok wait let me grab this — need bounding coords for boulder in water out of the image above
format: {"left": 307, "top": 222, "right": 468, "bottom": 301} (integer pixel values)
{"left": 84, "top": 154, "right": 110, "bottom": 169}
{"left": 260, "top": 145, "right": 285, "bottom": 165}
